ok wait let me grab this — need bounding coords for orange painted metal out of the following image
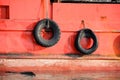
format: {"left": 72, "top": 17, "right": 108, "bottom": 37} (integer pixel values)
{"left": 53, "top": 3, "right": 120, "bottom": 31}
{"left": 0, "top": 1, "right": 119, "bottom": 56}
{"left": 0, "top": 32, "right": 120, "bottom": 56}
{"left": 0, "top": 0, "right": 120, "bottom": 73}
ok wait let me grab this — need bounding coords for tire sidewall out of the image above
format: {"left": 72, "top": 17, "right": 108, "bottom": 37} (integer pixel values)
{"left": 33, "top": 19, "right": 60, "bottom": 47}
{"left": 75, "top": 28, "right": 98, "bottom": 54}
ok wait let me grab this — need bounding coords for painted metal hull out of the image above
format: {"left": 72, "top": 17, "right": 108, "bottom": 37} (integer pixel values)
{"left": 0, "top": 0, "right": 120, "bottom": 75}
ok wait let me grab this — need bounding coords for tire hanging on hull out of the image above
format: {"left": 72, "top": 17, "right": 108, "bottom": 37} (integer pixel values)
{"left": 75, "top": 28, "right": 98, "bottom": 55}
{"left": 33, "top": 18, "right": 61, "bottom": 47}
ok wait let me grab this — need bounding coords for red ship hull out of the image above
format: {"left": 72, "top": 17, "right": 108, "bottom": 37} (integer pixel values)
{"left": 0, "top": 0, "right": 120, "bottom": 77}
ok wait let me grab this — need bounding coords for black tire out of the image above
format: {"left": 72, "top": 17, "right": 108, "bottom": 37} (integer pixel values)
{"left": 33, "top": 19, "right": 61, "bottom": 47}
{"left": 75, "top": 28, "right": 98, "bottom": 55}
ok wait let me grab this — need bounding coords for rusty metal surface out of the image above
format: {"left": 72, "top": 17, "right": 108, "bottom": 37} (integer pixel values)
{"left": 0, "top": 0, "right": 120, "bottom": 58}
{"left": 0, "top": 71, "right": 120, "bottom": 80}
{"left": 0, "top": 59, "right": 120, "bottom": 72}
{"left": 0, "top": 54, "right": 120, "bottom": 60}
{"left": 0, "top": 1, "right": 120, "bottom": 78}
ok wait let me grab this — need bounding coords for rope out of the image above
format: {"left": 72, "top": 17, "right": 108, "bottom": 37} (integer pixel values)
{"left": 46, "top": 0, "right": 50, "bottom": 28}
